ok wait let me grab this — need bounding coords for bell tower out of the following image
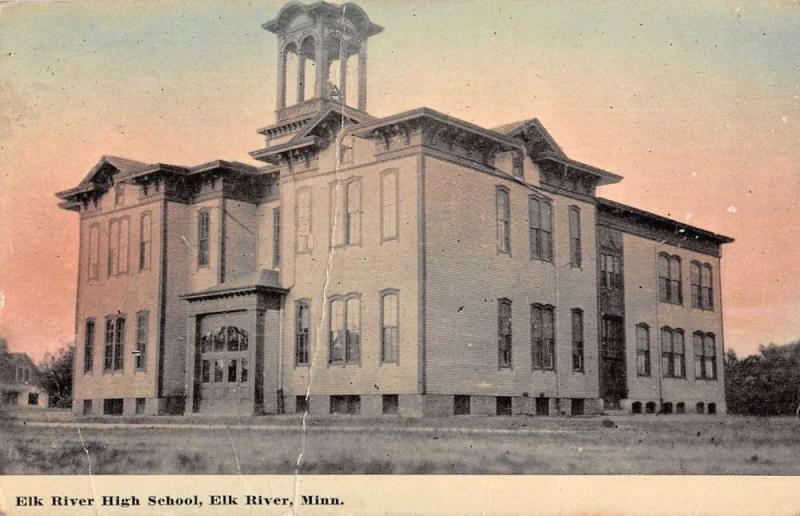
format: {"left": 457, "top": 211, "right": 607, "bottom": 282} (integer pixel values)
{"left": 262, "top": 1, "right": 383, "bottom": 119}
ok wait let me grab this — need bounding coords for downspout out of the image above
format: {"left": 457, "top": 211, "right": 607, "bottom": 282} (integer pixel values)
{"left": 654, "top": 240, "right": 664, "bottom": 410}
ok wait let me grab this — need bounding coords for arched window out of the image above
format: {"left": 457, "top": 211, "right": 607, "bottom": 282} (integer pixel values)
{"left": 631, "top": 401, "right": 642, "bottom": 414}
{"left": 381, "top": 170, "right": 399, "bottom": 241}
{"left": 569, "top": 206, "right": 582, "bottom": 267}
{"left": 381, "top": 291, "right": 399, "bottom": 363}
{"left": 498, "top": 299, "right": 512, "bottom": 368}
{"left": 676, "top": 402, "right": 686, "bottom": 414}
{"left": 696, "top": 402, "right": 705, "bottom": 414}
{"left": 636, "top": 324, "right": 651, "bottom": 377}
{"left": 659, "top": 253, "right": 682, "bottom": 304}
{"left": 694, "top": 332, "right": 717, "bottom": 380}
{"left": 329, "top": 294, "right": 360, "bottom": 364}
{"left": 702, "top": 264, "right": 714, "bottom": 310}
{"left": 708, "top": 402, "right": 717, "bottom": 415}
{"left": 662, "top": 402, "right": 673, "bottom": 414}
{"left": 528, "top": 197, "right": 553, "bottom": 262}
{"left": 295, "top": 300, "right": 310, "bottom": 366}
{"left": 661, "top": 327, "right": 685, "bottom": 378}
{"left": 691, "top": 261, "right": 702, "bottom": 308}
{"left": 531, "top": 304, "right": 555, "bottom": 370}
{"left": 645, "top": 402, "right": 656, "bottom": 414}
{"left": 197, "top": 210, "right": 210, "bottom": 267}
{"left": 496, "top": 187, "right": 510, "bottom": 254}
{"left": 84, "top": 319, "right": 95, "bottom": 373}
{"left": 139, "top": 212, "right": 152, "bottom": 271}
{"left": 571, "top": 309, "right": 584, "bottom": 372}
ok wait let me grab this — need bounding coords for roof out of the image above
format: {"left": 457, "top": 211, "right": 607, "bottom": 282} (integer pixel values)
{"left": 181, "top": 270, "right": 287, "bottom": 301}
{"left": 491, "top": 118, "right": 566, "bottom": 158}
{"left": 598, "top": 197, "right": 734, "bottom": 245}
{"left": 536, "top": 153, "right": 623, "bottom": 186}
{"left": 351, "top": 107, "right": 524, "bottom": 152}
{"left": 262, "top": 1, "right": 383, "bottom": 37}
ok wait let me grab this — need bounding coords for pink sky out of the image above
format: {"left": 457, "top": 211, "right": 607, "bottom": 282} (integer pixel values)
{"left": 0, "top": 0, "right": 798, "bottom": 361}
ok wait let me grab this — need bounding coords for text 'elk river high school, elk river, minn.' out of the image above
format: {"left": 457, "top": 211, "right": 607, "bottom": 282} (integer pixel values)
{"left": 16, "top": 493, "right": 343, "bottom": 509}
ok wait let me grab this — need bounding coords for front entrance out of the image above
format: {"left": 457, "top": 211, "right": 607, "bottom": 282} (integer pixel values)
{"left": 600, "top": 316, "right": 627, "bottom": 409}
{"left": 196, "top": 315, "right": 252, "bottom": 414}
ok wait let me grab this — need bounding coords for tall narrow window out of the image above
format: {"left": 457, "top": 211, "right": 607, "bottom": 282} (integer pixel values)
{"left": 84, "top": 320, "right": 95, "bottom": 373}
{"left": 89, "top": 224, "right": 100, "bottom": 280}
{"left": 695, "top": 332, "right": 717, "bottom": 380}
{"left": 139, "top": 212, "right": 152, "bottom": 271}
{"left": 329, "top": 295, "right": 360, "bottom": 364}
{"left": 345, "top": 179, "right": 361, "bottom": 245}
{"left": 498, "top": 299, "right": 512, "bottom": 368}
{"left": 135, "top": 311, "right": 148, "bottom": 370}
{"left": 381, "top": 291, "right": 399, "bottom": 364}
{"left": 659, "top": 253, "right": 683, "bottom": 304}
{"left": 329, "top": 299, "right": 345, "bottom": 363}
{"left": 118, "top": 217, "right": 129, "bottom": 274}
{"left": 512, "top": 154, "right": 524, "bottom": 178}
{"left": 296, "top": 188, "right": 312, "bottom": 253}
{"left": 636, "top": 324, "right": 650, "bottom": 376}
{"left": 108, "top": 219, "right": 120, "bottom": 276}
{"left": 295, "top": 301, "right": 310, "bottom": 366}
{"left": 381, "top": 170, "right": 399, "bottom": 241}
{"left": 531, "top": 304, "right": 555, "bottom": 370}
{"left": 496, "top": 187, "right": 510, "bottom": 254}
{"left": 661, "top": 327, "right": 685, "bottom": 378}
{"left": 113, "top": 316, "right": 125, "bottom": 371}
{"left": 197, "top": 210, "right": 210, "bottom": 266}
{"left": 702, "top": 264, "right": 714, "bottom": 310}
{"left": 569, "top": 206, "right": 582, "bottom": 267}
{"left": 272, "top": 207, "right": 281, "bottom": 267}
{"left": 346, "top": 297, "right": 361, "bottom": 362}
{"left": 571, "top": 309, "right": 584, "bottom": 372}
{"left": 601, "top": 254, "right": 623, "bottom": 290}
{"left": 529, "top": 197, "right": 553, "bottom": 262}
{"left": 104, "top": 319, "right": 114, "bottom": 371}
{"left": 691, "top": 262, "right": 702, "bottom": 308}
{"left": 114, "top": 182, "right": 125, "bottom": 206}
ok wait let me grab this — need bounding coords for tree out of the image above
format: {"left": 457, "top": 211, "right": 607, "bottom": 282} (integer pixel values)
{"left": 725, "top": 339, "right": 800, "bottom": 416}
{"left": 39, "top": 344, "right": 74, "bottom": 408}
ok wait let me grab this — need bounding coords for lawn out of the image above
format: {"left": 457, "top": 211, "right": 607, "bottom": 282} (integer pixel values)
{"left": 2, "top": 408, "right": 799, "bottom": 475}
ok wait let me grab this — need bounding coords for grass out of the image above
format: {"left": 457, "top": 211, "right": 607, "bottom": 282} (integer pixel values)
{"left": 2, "top": 410, "right": 800, "bottom": 475}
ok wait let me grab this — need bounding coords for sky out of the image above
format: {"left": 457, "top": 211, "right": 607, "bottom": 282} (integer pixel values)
{"left": 0, "top": 0, "right": 798, "bottom": 362}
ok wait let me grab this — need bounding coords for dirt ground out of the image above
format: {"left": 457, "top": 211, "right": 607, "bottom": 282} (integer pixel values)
{"left": 2, "top": 408, "right": 799, "bottom": 474}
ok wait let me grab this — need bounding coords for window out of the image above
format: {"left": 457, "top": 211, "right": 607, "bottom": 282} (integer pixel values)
{"left": 636, "top": 324, "right": 651, "bottom": 377}
{"left": 197, "top": 210, "right": 210, "bottom": 266}
{"left": 659, "top": 253, "right": 683, "bottom": 304}
{"left": 382, "top": 394, "right": 399, "bottom": 415}
{"left": 107, "top": 217, "right": 129, "bottom": 276}
{"left": 694, "top": 332, "right": 717, "bottom": 380}
{"left": 135, "top": 311, "right": 148, "bottom": 370}
{"left": 228, "top": 359, "right": 238, "bottom": 382}
{"left": 571, "top": 398, "right": 585, "bottom": 416}
{"left": 381, "top": 170, "right": 399, "bottom": 240}
{"left": 83, "top": 400, "right": 93, "bottom": 416}
{"left": 569, "top": 206, "right": 582, "bottom": 267}
{"left": 114, "top": 182, "right": 125, "bottom": 206}
{"left": 496, "top": 187, "right": 510, "bottom": 254}
{"left": 381, "top": 291, "right": 399, "bottom": 363}
{"left": 454, "top": 395, "right": 471, "bottom": 415}
{"left": 214, "top": 359, "right": 224, "bottom": 383}
{"left": 531, "top": 304, "right": 555, "bottom": 370}
{"left": 571, "top": 309, "right": 584, "bottom": 372}
{"left": 498, "top": 299, "right": 512, "bottom": 368}
{"left": 702, "top": 265, "right": 713, "bottom": 310}
{"left": 512, "top": 154, "right": 524, "bottom": 178}
{"left": 346, "top": 179, "right": 361, "bottom": 246}
{"left": 295, "top": 395, "right": 308, "bottom": 414}
{"left": 600, "top": 253, "right": 623, "bottom": 290}
{"left": 15, "top": 366, "right": 30, "bottom": 383}
{"left": 139, "top": 212, "right": 152, "bottom": 271}
{"left": 295, "top": 301, "right": 310, "bottom": 366}
{"left": 330, "top": 395, "right": 360, "bottom": 415}
{"left": 84, "top": 319, "right": 95, "bottom": 373}
{"left": 496, "top": 396, "right": 512, "bottom": 416}
{"left": 241, "top": 358, "right": 248, "bottom": 382}
{"left": 273, "top": 207, "right": 281, "bottom": 267}
{"left": 693, "top": 262, "right": 714, "bottom": 310}
{"left": 535, "top": 397, "right": 549, "bottom": 415}
{"left": 135, "top": 398, "right": 146, "bottom": 415}
{"left": 88, "top": 224, "right": 100, "bottom": 280}
{"left": 27, "top": 392, "right": 39, "bottom": 405}
{"left": 528, "top": 197, "right": 553, "bottom": 262}
{"left": 296, "top": 188, "right": 312, "bottom": 253}
{"left": 661, "top": 327, "right": 685, "bottom": 378}
{"left": 329, "top": 295, "right": 360, "bottom": 364}
{"left": 201, "top": 360, "right": 210, "bottom": 383}
{"left": 103, "top": 398, "right": 124, "bottom": 415}
{"left": 104, "top": 316, "right": 125, "bottom": 372}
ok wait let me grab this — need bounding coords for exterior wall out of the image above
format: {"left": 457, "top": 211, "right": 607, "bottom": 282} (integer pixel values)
{"left": 622, "top": 232, "right": 726, "bottom": 413}
{"left": 423, "top": 155, "right": 600, "bottom": 407}
{"left": 256, "top": 199, "right": 282, "bottom": 271}
{"left": 279, "top": 150, "right": 421, "bottom": 399}
{"left": 73, "top": 193, "right": 164, "bottom": 412}
{"left": 224, "top": 200, "right": 258, "bottom": 280}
